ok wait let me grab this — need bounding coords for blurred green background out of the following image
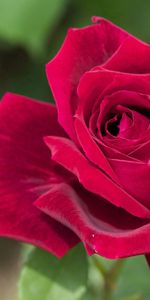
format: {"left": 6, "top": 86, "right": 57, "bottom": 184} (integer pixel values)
{"left": 0, "top": 0, "right": 150, "bottom": 299}
{"left": 1, "top": 0, "right": 150, "bottom": 102}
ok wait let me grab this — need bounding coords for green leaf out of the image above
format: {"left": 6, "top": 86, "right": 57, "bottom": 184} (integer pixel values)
{"left": 19, "top": 244, "right": 88, "bottom": 300}
{"left": 0, "top": 0, "right": 68, "bottom": 56}
{"left": 114, "top": 256, "right": 150, "bottom": 300}
{"left": 88, "top": 255, "right": 150, "bottom": 300}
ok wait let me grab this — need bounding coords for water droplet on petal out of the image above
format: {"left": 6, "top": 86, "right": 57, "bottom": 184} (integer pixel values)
{"left": 85, "top": 233, "right": 98, "bottom": 255}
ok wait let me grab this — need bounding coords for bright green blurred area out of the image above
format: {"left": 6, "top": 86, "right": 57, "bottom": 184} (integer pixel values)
{"left": 0, "top": 0, "right": 150, "bottom": 101}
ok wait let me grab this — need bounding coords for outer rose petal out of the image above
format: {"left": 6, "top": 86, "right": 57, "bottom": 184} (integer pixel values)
{"left": 0, "top": 93, "right": 79, "bottom": 257}
{"left": 109, "top": 159, "right": 150, "bottom": 209}
{"left": 103, "top": 36, "right": 150, "bottom": 73}
{"left": 44, "top": 136, "right": 150, "bottom": 218}
{"left": 46, "top": 18, "right": 128, "bottom": 142}
{"left": 35, "top": 182, "right": 150, "bottom": 259}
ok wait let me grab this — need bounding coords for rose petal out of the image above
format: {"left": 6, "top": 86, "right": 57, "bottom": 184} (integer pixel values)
{"left": 103, "top": 36, "right": 150, "bottom": 73}
{"left": 0, "top": 93, "right": 79, "bottom": 257}
{"left": 35, "top": 182, "right": 150, "bottom": 259}
{"left": 46, "top": 18, "right": 128, "bottom": 141}
{"left": 95, "top": 90, "right": 150, "bottom": 153}
{"left": 77, "top": 70, "right": 150, "bottom": 124}
{"left": 44, "top": 135, "right": 150, "bottom": 218}
{"left": 129, "top": 140, "right": 150, "bottom": 162}
{"left": 74, "top": 115, "right": 119, "bottom": 182}
{"left": 109, "top": 158, "right": 150, "bottom": 209}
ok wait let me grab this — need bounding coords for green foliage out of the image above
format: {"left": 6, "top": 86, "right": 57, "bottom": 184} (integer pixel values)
{"left": 19, "top": 244, "right": 88, "bottom": 300}
{"left": 115, "top": 255, "right": 150, "bottom": 300}
{"left": 19, "top": 244, "right": 150, "bottom": 300}
{"left": 0, "top": 0, "right": 68, "bottom": 56}
{"left": 2, "top": 0, "right": 150, "bottom": 58}
{"left": 89, "top": 255, "right": 150, "bottom": 300}
{"left": 1, "top": 0, "right": 150, "bottom": 100}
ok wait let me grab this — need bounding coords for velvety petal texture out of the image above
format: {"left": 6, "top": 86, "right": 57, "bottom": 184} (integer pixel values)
{"left": 35, "top": 182, "right": 150, "bottom": 259}
{"left": 0, "top": 93, "right": 79, "bottom": 257}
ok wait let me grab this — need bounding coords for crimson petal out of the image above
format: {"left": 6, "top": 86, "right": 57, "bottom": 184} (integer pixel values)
{"left": 46, "top": 18, "right": 128, "bottom": 142}
{"left": 35, "top": 182, "right": 150, "bottom": 259}
{"left": 103, "top": 36, "right": 150, "bottom": 73}
{"left": 44, "top": 136, "right": 150, "bottom": 218}
{"left": 109, "top": 159, "right": 150, "bottom": 209}
{"left": 74, "top": 115, "right": 119, "bottom": 182}
{"left": 78, "top": 70, "right": 150, "bottom": 121}
{"left": 0, "top": 93, "right": 79, "bottom": 257}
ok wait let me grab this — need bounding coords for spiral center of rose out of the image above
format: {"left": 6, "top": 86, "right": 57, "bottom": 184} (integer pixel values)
{"left": 106, "top": 111, "right": 132, "bottom": 137}
{"left": 98, "top": 102, "right": 150, "bottom": 143}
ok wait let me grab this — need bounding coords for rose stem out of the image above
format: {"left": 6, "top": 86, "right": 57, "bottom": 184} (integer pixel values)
{"left": 93, "top": 256, "right": 126, "bottom": 300}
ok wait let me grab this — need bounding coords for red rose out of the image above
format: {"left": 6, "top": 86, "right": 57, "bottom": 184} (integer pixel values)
{"left": 0, "top": 17, "right": 150, "bottom": 263}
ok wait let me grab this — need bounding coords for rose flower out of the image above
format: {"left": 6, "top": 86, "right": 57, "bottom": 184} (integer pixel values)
{"left": 0, "top": 17, "right": 150, "bottom": 264}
